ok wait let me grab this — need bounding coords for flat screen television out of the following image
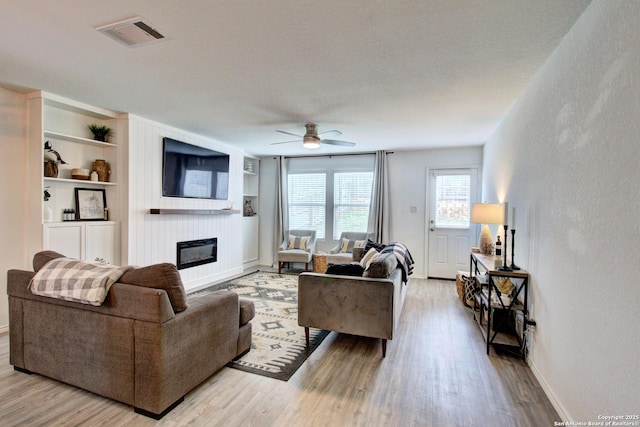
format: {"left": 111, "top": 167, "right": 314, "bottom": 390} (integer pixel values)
{"left": 162, "top": 137, "right": 230, "bottom": 200}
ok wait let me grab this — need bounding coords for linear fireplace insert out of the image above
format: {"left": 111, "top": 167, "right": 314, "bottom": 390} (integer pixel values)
{"left": 176, "top": 238, "right": 217, "bottom": 270}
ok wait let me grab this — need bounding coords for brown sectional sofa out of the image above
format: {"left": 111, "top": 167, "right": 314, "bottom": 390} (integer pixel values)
{"left": 7, "top": 251, "right": 254, "bottom": 419}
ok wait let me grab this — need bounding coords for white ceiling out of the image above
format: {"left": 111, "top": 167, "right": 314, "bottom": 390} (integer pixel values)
{"left": 0, "top": 1, "right": 591, "bottom": 156}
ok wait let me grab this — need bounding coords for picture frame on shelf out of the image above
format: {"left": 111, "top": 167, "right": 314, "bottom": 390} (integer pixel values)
{"left": 75, "top": 188, "right": 107, "bottom": 221}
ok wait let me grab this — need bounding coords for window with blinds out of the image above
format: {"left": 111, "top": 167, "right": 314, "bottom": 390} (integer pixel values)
{"left": 334, "top": 172, "right": 373, "bottom": 239}
{"left": 434, "top": 173, "right": 471, "bottom": 228}
{"left": 288, "top": 173, "right": 327, "bottom": 239}
{"left": 286, "top": 154, "right": 375, "bottom": 240}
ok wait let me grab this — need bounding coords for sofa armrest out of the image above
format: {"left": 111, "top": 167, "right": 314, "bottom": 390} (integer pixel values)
{"left": 133, "top": 290, "right": 239, "bottom": 415}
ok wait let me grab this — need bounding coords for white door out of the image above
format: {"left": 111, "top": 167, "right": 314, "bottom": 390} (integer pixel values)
{"left": 427, "top": 169, "right": 478, "bottom": 279}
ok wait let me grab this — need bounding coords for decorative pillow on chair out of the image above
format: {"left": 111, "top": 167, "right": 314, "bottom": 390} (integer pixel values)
{"left": 287, "top": 235, "right": 311, "bottom": 250}
{"left": 339, "top": 238, "right": 366, "bottom": 253}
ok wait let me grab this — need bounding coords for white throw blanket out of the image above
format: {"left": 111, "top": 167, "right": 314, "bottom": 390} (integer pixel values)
{"left": 29, "top": 258, "right": 132, "bottom": 306}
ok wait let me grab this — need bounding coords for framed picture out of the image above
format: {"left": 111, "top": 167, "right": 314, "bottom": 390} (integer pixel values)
{"left": 75, "top": 188, "right": 106, "bottom": 221}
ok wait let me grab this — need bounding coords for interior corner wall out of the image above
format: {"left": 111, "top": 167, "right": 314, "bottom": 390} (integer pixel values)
{"left": 386, "top": 147, "right": 482, "bottom": 278}
{"left": 126, "top": 115, "right": 245, "bottom": 291}
{"left": 0, "top": 87, "right": 28, "bottom": 329}
{"left": 481, "top": 0, "right": 640, "bottom": 420}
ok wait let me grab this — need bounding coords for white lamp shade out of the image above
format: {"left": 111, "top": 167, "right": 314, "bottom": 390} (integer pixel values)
{"left": 471, "top": 203, "right": 504, "bottom": 254}
{"left": 470, "top": 203, "right": 504, "bottom": 225}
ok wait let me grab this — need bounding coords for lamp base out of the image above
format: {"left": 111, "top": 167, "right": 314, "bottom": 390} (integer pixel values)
{"left": 497, "top": 265, "right": 513, "bottom": 272}
{"left": 479, "top": 224, "right": 493, "bottom": 255}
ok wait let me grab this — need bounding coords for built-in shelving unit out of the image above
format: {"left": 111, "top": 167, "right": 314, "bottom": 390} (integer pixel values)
{"left": 242, "top": 156, "right": 260, "bottom": 266}
{"left": 27, "top": 91, "right": 122, "bottom": 263}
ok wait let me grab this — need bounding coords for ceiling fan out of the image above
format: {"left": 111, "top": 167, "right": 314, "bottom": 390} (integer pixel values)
{"left": 271, "top": 123, "right": 355, "bottom": 149}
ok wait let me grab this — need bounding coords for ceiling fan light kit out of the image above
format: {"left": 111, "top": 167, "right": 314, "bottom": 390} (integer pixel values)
{"left": 272, "top": 123, "right": 355, "bottom": 150}
{"left": 303, "top": 136, "right": 320, "bottom": 149}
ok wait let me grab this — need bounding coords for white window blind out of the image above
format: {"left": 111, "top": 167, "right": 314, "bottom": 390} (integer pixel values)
{"left": 434, "top": 174, "right": 471, "bottom": 228}
{"left": 288, "top": 173, "right": 326, "bottom": 239}
{"left": 333, "top": 172, "right": 373, "bottom": 239}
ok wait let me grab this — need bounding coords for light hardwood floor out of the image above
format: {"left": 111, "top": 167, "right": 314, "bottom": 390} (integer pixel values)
{"left": 0, "top": 278, "right": 559, "bottom": 426}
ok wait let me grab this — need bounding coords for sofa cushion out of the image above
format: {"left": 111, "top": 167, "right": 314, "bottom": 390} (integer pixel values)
{"left": 363, "top": 239, "right": 386, "bottom": 254}
{"left": 363, "top": 252, "right": 398, "bottom": 278}
{"left": 33, "top": 250, "right": 66, "bottom": 272}
{"left": 325, "top": 262, "right": 365, "bottom": 277}
{"left": 359, "top": 247, "right": 380, "bottom": 269}
{"left": 119, "top": 263, "right": 188, "bottom": 312}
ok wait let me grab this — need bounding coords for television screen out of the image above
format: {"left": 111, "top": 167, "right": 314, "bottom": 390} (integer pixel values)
{"left": 162, "top": 137, "right": 230, "bottom": 200}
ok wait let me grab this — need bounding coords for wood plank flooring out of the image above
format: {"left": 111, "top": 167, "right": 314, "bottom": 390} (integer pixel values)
{"left": 0, "top": 278, "right": 559, "bottom": 426}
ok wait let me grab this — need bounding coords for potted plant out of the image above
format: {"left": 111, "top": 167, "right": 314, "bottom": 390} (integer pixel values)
{"left": 88, "top": 124, "right": 111, "bottom": 142}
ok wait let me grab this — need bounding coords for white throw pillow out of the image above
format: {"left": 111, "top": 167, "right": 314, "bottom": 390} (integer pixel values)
{"left": 359, "top": 247, "right": 380, "bottom": 268}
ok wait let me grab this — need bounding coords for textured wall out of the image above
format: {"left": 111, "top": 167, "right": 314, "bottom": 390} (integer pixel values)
{"left": 482, "top": 0, "right": 640, "bottom": 420}
{"left": 0, "top": 87, "right": 27, "bottom": 328}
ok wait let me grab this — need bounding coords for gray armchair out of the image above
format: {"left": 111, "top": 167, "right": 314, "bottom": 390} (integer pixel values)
{"left": 277, "top": 230, "right": 317, "bottom": 274}
{"left": 325, "top": 231, "right": 370, "bottom": 265}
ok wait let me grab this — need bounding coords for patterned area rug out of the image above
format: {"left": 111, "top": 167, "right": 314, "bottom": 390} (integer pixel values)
{"left": 190, "top": 271, "right": 329, "bottom": 381}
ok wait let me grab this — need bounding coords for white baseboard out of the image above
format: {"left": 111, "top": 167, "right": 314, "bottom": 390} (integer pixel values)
{"left": 529, "top": 360, "right": 571, "bottom": 422}
{"left": 184, "top": 267, "right": 245, "bottom": 294}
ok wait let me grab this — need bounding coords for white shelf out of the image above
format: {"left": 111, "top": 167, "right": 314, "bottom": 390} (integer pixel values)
{"left": 44, "top": 177, "right": 117, "bottom": 186}
{"left": 44, "top": 130, "right": 117, "bottom": 148}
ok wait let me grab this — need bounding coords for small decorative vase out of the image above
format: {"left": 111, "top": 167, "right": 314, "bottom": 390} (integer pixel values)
{"left": 43, "top": 203, "right": 53, "bottom": 223}
{"left": 92, "top": 159, "right": 111, "bottom": 182}
{"left": 44, "top": 161, "right": 58, "bottom": 178}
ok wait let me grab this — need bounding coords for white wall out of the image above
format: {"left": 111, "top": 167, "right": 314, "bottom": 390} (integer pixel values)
{"left": 258, "top": 147, "right": 483, "bottom": 277}
{"left": 0, "top": 87, "right": 28, "bottom": 329}
{"left": 482, "top": 0, "right": 640, "bottom": 420}
{"left": 126, "top": 115, "right": 246, "bottom": 291}
{"left": 386, "top": 148, "right": 482, "bottom": 278}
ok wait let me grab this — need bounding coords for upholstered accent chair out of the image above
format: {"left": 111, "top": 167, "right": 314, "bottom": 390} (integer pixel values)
{"left": 277, "top": 229, "right": 317, "bottom": 274}
{"left": 325, "top": 231, "right": 370, "bottom": 265}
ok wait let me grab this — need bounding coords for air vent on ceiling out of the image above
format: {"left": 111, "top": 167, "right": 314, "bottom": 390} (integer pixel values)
{"left": 96, "top": 16, "right": 169, "bottom": 47}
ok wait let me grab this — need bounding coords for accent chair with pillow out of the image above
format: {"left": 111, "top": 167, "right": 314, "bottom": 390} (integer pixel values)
{"left": 277, "top": 229, "right": 317, "bottom": 274}
{"left": 325, "top": 231, "right": 369, "bottom": 265}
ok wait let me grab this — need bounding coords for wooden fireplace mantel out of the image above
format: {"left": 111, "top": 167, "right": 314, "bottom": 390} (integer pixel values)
{"left": 149, "top": 208, "right": 241, "bottom": 215}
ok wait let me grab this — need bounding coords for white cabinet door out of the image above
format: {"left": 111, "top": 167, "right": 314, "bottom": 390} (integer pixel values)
{"left": 43, "top": 223, "right": 83, "bottom": 259}
{"left": 242, "top": 216, "right": 259, "bottom": 264}
{"left": 43, "top": 222, "right": 120, "bottom": 264}
{"left": 86, "top": 222, "right": 120, "bottom": 265}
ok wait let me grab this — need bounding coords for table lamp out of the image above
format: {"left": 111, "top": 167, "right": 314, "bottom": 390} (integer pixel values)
{"left": 470, "top": 203, "right": 504, "bottom": 255}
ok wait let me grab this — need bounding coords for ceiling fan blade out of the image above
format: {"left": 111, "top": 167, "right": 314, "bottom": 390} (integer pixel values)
{"left": 321, "top": 139, "right": 356, "bottom": 147}
{"left": 318, "top": 130, "right": 342, "bottom": 137}
{"left": 270, "top": 139, "right": 302, "bottom": 145}
{"left": 276, "top": 130, "right": 303, "bottom": 138}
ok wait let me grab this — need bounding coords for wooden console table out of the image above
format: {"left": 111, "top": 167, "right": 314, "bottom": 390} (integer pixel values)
{"left": 470, "top": 252, "right": 529, "bottom": 360}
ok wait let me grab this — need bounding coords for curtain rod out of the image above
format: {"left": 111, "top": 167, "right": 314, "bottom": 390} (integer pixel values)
{"left": 278, "top": 151, "right": 394, "bottom": 160}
